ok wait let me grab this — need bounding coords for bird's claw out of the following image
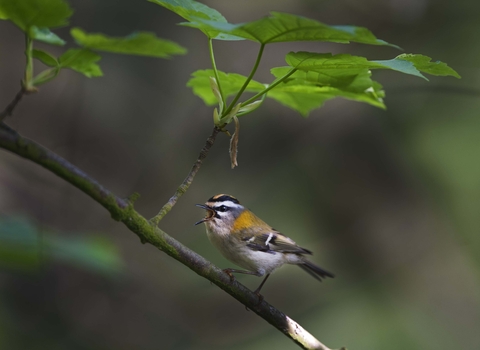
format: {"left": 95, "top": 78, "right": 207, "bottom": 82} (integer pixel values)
{"left": 254, "top": 292, "right": 264, "bottom": 305}
{"left": 244, "top": 292, "right": 264, "bottom": 311}
{"left": 222, "top": 268, "right": 236, "bottom": 282}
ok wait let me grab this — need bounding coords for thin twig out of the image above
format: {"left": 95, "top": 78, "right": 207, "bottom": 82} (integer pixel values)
{"left": 150, "top": 126, "right": 220, "bottom": 226}
{"left": 0, "top": 88, "right": 27, "bottom": 122}
{"left": 0, "top": 127, "right": 339, "bottom": 350}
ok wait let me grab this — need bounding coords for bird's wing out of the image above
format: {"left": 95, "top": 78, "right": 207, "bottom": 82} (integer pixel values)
{"left": 239, "top": 228, "right": 311, "bottom": 255}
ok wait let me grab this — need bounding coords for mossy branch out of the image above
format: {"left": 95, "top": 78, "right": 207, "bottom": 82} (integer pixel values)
{"left": 0, "top": 124, "right": 339, "bottom": 350}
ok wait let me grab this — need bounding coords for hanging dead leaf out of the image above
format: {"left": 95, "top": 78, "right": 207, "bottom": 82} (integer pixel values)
{"left": 229, "top": 116, "right": 240, "bottom": 169}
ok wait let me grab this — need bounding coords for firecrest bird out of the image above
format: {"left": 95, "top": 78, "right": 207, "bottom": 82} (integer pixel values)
{"left": 195, "top": 194, "right": 334, "bottom": 297}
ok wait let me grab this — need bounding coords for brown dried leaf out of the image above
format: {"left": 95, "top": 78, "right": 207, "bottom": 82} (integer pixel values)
{"left": 229, "top": 116, "right": 240, "bottom": 169}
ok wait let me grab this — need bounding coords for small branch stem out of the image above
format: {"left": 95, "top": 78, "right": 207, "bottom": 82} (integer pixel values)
{"left": 224, "top": 43, "right": 266, "bottom": 116}
{"left": 1, "top": 34, "right": 38, "bottom": 122}
{"left": 0, "top": 127, "right": 338, "bottom": 350}
{"left": 241, "top": 67, "right": 297, "bottom": 108}
{"left": 0, "top": 88, "right": 26, "bottom": 122}
{"left": 150, "top": 127, "right": 220, "bottom": 226}
{"left": 23, "top": 34, "right": 36, "bottom": 92}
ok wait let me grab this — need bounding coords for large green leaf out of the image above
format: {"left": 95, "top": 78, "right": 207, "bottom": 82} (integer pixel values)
{"left": 187, "top": 69, "right": 265, "bottom": 105}
{"left": 149, "top": 0, "right": 226, "bottom": 22}
{"left": 267, "top": 82, "right": 334, "bottom": 116}
{"left": 286, "top": 52, "right": 460, "bottom": 81}
{"left": 148, "top": 0, "right": 242, "bottom": 40}
{"left": 270, "top": 70, "right": 385, "bottom": 115}
{"left": 374, "top": 54, "right": 461, "bottom": 79}
{"left": 188, "top": 69, "right": 385, "bottom": 117}
{"left": 0, "top": 7, "right": 8, "bottom": 19}
{"left": 0, "top": 0, "right": 72, "bottom": 31}
{"left": 185, "top": 12, "right": 399, "bottom": 47}
{"left": 59, "top": 49, "right": 103, "bottom": 78}
{"left": 286, "top": 52, "right": 425, "bottom": 79}
{"left": 71, "top": 28, "right": 187, "bottom": 58}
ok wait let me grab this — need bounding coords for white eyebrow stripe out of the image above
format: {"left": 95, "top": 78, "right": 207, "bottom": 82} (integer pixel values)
{"left": 212, "top": 201, "right": 242, "bottom": 209}
{"left": 265, "top": 233, "right": 274, "bottom": 246}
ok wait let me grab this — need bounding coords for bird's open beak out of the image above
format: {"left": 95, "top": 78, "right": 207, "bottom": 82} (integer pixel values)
{"left": 195, "top": 204, "right": 216, "bottom": 225}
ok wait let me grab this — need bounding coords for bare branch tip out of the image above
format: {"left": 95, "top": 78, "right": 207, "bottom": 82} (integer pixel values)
{"left": 128, "top": 192, "right": 141, "bottom": 204}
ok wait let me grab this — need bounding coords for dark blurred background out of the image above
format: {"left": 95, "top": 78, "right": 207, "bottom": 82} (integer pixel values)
{"left": 1, "top": 0, "right": 479, "bottom": 349}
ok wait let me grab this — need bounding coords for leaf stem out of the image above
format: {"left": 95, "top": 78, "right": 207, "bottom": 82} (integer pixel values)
{"left": 150, "top": 126, "right": 220, "bottom": 226}
{"left": 224, "top": 43, "right": 265, "bottom": 116}
{"left": 241, "top": 67, "right": 297, "bottom": 107}
{"left": 208, "top": 39, "right": 226, "bottom": 109}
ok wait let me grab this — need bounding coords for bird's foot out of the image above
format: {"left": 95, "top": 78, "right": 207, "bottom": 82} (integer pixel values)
{"left": 245, "top": 291, "right": 264, "bottom": 311}
{"left": 222, "top": 268, "right": 236, "bottom": 282}
{"left": 254, "top": 291, "right": 264, "bottom": 305}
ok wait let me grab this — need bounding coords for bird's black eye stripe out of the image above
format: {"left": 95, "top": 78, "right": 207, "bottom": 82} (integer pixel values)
{"left": 215, "top": 205, "right": 229, "bottom": 212}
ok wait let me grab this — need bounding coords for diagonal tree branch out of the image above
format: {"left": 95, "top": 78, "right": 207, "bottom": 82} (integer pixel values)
{"left": 150, "top": 126, "right": 220, "bottom": 226}
{"left": 0, "top": 125, "right": 341, "bottom": 350}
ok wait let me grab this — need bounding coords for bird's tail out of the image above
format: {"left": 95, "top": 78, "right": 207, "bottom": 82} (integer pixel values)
{"left": 299, "top": 260, "right": 334, "bottom": 281}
